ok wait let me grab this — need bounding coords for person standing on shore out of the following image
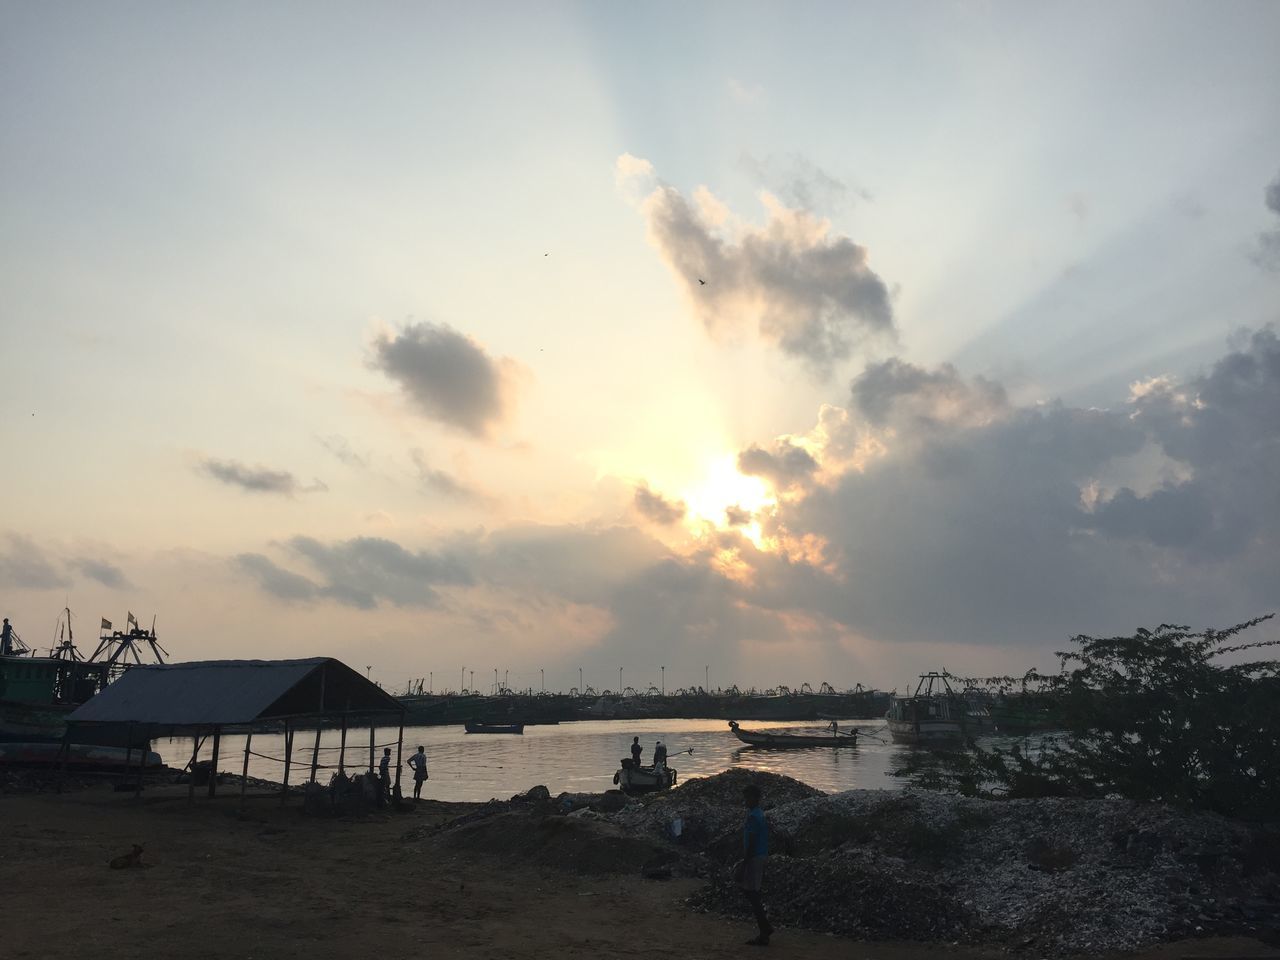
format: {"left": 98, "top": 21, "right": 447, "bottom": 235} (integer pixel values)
{"left": 378, "top": 747, "right": 391, "bottom": 801}
{"left": 736, "top": 782, "right": 774, "bottom": 947}
{"left": 630, "top": 736, "right": 643, "bottom": 767}
{"left": 406, "top": 745, "right": 429, "bottom": 800}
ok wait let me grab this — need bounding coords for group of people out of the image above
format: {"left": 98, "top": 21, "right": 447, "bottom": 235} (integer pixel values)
{"left": 629, "top": 735, "right": 668, "bottom": 769}
{"left": 377, "top": 744, "right": 429, "bottom": 802}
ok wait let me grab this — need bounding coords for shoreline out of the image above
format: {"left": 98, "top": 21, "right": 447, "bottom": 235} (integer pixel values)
{"left": 2, "top": 769, "right": 1278, "bottom": 959}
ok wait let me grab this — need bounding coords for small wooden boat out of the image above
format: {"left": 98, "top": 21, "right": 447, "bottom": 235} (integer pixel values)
{"left": 728, "top": 719, "right": 858, "bottom": 748}
{"left": 886, "top": 673, "right": 965, "bottom": 746}
{"left": 463, "top": 720, "right": 525, "bottom": 735}
{"left": 613, "top": 757, "right": 677, "bottom": 793}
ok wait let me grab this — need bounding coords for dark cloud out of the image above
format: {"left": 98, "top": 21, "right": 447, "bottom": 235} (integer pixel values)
{"left": 737, "top": 440, "right": 819, "bottom": 490}
{"left": 410, "top": 448, "right": 483, "bottom": 502}
{"left": 0, "top": 534, "right": 71, "bottom": 590}
{"left": 284, "top": 535, "right": 472, "bottom": 609}
{"left": 369, "top": 321, "right": 516, "bottom": 436}
{"left": 627, "top": 163, "right": 895, "bottom": 372}
{"left": 315, "top": 434, "right": 367, "bottom": 469}
{"left": 633, "top": 484, "right": 686, "bottom": 525}
{"left": 1255, "top": 171, "right": 1280, "bottom": 270}
{"left": 234, "top": 553, "right": 319, "bottom": 602}
{"left": 198, "top": 457, "right": 318, "bottom": 496}
{"left": 851, "top": 359, "right": 1008, "bottom": 430}
{"left": 69, "top": 558, "right": 132, "bottom": 590}
{"left": 725, "top": 505, "right": 753, "bottom": 527}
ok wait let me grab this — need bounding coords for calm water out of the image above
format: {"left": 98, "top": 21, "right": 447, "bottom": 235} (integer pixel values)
{"left": 160, "top": 718, "right": 923, "bottom": 801}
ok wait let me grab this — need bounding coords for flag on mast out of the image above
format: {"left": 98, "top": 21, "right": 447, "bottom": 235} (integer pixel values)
{"left": 101, "top": 618, "right": 112, "bottom": 631}
{"left": 127, "top": 611, "right": 138, "bottom": 631}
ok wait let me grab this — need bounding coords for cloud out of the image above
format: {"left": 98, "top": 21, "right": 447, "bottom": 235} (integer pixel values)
{"left": 315, "top": 434, "right": 368, "bottom": 469}
{"left": 198, "top": 457, "right": 321, "bottom": 496}
{"left": 739, "top": 151, "right": 870, "bottom": 213}
{"left": 69, "top": 558, "right": 132, "bottom": 590}
{"left": 410, "top": 448, "right": 484, "bottom": 502}
{"left": 619, "top": 155, "right": 895, "bottom": 372}
{"left": 725, "top": 505, "right": 754, "bottom": 527}
{"left": 369, "top": 321, "right": 517, "bottom": 437}
{"left": 0, "top": 534, "right": 71, "bottom": 590}
{"left": 1256, "top": 171, "right": 1280, "bottom": 270}
{"left": 633, "top": 483, "right": 686, "bottom": 525}
{"left": 234, "top": 553, "right": 319, "bottom": 602}
{"left": 284, "top": 535, "right": 473, "bottom": 609}
{"left": 850, "top": 358, "right": 1009, "bottom": 431}
{"left": 737, "top": 439, "right": 819, "bottom": 491}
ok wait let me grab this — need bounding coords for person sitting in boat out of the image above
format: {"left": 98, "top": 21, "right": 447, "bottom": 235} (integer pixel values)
{"left": 630, "top": 736, "right": 643, "bottom": 768}
{"left": 653, "top": 740, "right": 668, "bottom": 771}
{"left": 829, "top": 720, "right": 840, "bottom": 735}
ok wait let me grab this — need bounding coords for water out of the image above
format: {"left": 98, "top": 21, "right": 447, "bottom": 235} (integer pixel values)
{"left": 159, "top": 718, "right": 923, "bottom": 801}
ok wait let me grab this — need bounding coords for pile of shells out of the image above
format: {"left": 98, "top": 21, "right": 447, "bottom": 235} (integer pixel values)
{"left": 658, "top": 776, "right": 1280, "bottom": 953}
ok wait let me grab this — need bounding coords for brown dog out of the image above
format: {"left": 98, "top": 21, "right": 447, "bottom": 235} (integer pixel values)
{"left": 108, "top": 844, "right": 145, "bottom": 869}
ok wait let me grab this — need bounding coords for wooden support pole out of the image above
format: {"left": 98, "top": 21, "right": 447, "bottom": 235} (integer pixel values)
{"left": 240, "top": 729, "right": 253, "bottom": 809}
{"left": 135, "top": 730, "right": 147, "bottom": 799}
{"left": 309, "top": 726, "right": 321, "bottom": 784}
{"left": 207, "top": 727, "right": 221, "bottom": 798}
{"left": 368, "top": 725, "right": 375, "bottom": 774}
{"left": 280, "top": 722, "right": 293, "bottom": 804}
{"left": 122, "top": 722, "right": 134, "bottom": 789}
{"left": 393, "top": 719, "right": 404, "bottom": 798}
{"left": 187, "top": 733, "right": 201, "bottom": 804}
{"left": 338, "top": 714, "right": 347, "bottom": 777}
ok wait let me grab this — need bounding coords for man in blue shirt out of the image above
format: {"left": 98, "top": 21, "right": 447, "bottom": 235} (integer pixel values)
{"left": 737, "top": 782, "right": 774, "bottom": 946}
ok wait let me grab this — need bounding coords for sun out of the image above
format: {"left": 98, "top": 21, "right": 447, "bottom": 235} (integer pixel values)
{"left": 680, "top": 454, "right": 775, "bottom": 542}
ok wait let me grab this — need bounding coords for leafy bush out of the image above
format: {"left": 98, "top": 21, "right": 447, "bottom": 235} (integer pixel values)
{"left": 897, "top": 615, "right": 1280, "bottom": 820}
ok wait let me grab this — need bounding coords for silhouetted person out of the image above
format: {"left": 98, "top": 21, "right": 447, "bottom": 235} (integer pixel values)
{"left": 0, "top": 618, "right": 12, "bottom": 656}
{"left": 630, "top": 736, "right": 643, "bottom": 767}
{"left": 378, "top": 747, "right": 391, "bottom": 801}
{"left": 406, "top": 745, "right": 428, "bottom": 800}
{"left": 653, "top": 740, "right": 667, "bottom": 769}
{"left": 737, "top": 783, "right": 773, "bottom": 946}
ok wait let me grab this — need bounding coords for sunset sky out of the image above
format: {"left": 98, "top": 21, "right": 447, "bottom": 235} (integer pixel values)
{"left": 3, "top": 2, "right": 1279, "bottom": 694}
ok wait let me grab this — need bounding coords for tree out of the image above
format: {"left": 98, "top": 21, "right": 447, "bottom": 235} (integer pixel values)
{"left": 896, "top": 615, "right": 1279, "bottom": 820}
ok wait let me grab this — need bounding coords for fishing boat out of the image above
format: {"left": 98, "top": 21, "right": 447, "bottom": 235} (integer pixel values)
{"left": 728, "top": 719, "right": 858, "bottom": 748}
{"left": 0, "top": 740, "right": 163, "bottom": 771}
{"left": 463, "top": 720, "right": 525, "bottom": 734}
{"left": 886, "top": 673, "right": 966, "bottom": 746}
{"left": 612, "top": 757, "right": 677, "bottom": 793}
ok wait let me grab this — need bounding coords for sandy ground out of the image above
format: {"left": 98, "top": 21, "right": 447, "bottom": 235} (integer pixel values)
{"left": 2, "top": 781, "right": 1278, "bottom": 960}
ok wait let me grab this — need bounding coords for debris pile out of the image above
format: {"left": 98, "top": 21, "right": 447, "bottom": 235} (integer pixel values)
{"left": 668, "top": 780, "right": 1280, "bottom": 953}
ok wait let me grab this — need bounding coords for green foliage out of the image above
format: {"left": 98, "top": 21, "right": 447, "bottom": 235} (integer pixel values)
{"left": 896, "top": 615, "right": 1280, "bottom": 820}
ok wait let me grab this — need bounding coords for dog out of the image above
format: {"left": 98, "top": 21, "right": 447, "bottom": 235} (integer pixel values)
{"left": 108, "top": 844, "right": 146, "bottom": 869}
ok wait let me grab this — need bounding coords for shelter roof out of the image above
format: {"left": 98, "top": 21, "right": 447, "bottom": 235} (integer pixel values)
{"left": 67, "top": 657, "right": 403, "bottom": 727}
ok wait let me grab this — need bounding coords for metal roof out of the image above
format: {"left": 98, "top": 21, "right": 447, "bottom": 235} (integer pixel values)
{"left": 67, "top": 657, "right": 404, "bottom": 727}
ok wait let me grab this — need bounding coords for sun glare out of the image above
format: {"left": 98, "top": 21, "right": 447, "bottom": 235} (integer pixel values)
{"left": 681, "top": 455, "right": 775, "bottom": 542}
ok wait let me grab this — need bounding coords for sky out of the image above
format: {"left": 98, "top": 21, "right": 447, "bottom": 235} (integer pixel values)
{"left": 2, "top": 1, "right": 1278, "bottom": 695}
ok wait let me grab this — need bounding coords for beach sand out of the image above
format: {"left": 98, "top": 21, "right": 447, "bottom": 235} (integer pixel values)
{"left": 2, "top": 783, "right": 1276, "bottom": 960}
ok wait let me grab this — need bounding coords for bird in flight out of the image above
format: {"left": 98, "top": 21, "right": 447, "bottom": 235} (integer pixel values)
{"left": 697, "top": 278, "right": 706, "bottom": 285}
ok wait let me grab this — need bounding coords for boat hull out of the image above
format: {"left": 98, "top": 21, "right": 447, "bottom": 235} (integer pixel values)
{"left": 728, "top": 721, "right": 858, "bottom": 748}
{"left": 886, "top": 717, "right": 963, "bottom": 745}
{"left": 613, "top": 761, "right": 676, "bottom": 793}
{"left": 463, "top": 722, "right": 525, "bottom": 735}
{"left": 0, "top": 741, "right": 163, "bottom": 770}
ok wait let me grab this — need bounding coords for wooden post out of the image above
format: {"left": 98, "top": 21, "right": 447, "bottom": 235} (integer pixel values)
{"left": 368, "top": 725, "right": 375, "bottom": 774}
{"left": 338, "top": 714, "right": 347, "bottom": 777}
{"left": 135, "top": 730, "right": 147, "bottom": 799}
{"left": 240, "top": 729, "right": 253, "bottom": 809}
{"left": 207, "top": 727, "right": 221, "bottom": 798}
{"left": 122, "top": 722, "right": 134, "bottom": 789}
{"left": 56, "top": 726, "right": 73, "bottom": 793}
{"left": 309, "top": 726, "right": 321, "bottom": 784}
{"left": 280, "top": 721, "right": 293, "bottom": 804}
{"left": 393, "top": 719, "right": 404, "bottom": 798}
{"left": 187, "top": 732, "right": 201, "bottom": 804}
